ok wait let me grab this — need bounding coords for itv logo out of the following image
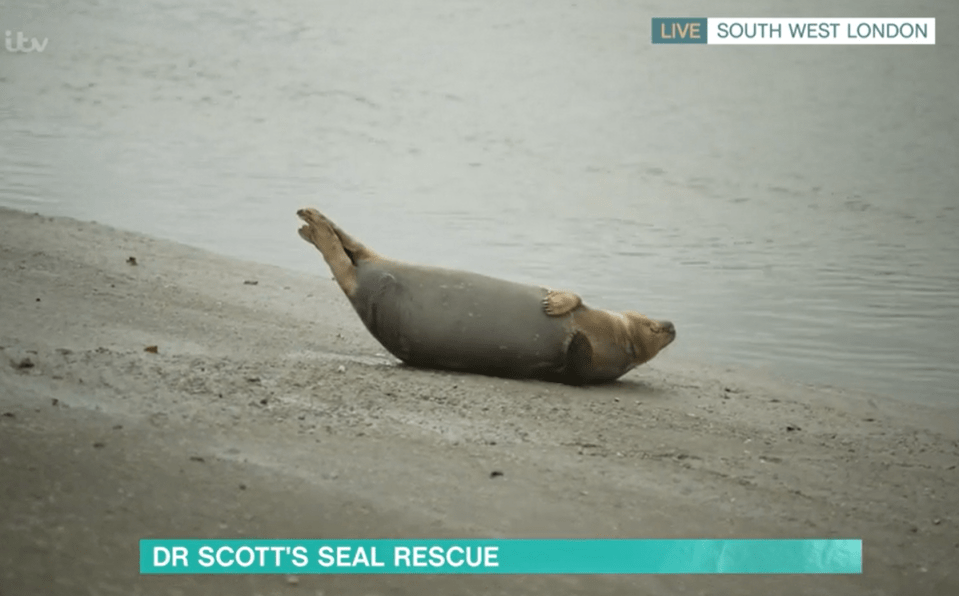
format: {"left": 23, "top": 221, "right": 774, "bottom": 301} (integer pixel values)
{"left": 652, "top": 18, "right": 708, "bottom": 44}
{"left": 5, "top": 30, "right": 49, "bottom": 53}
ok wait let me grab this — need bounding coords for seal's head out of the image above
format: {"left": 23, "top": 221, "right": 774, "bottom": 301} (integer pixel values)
{"left": 622, "top": 312, "right": 676, "bottom": 366}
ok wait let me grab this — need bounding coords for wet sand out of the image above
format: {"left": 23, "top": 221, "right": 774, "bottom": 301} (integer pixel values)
{"left": 1, "top": 207, "right": 956, "bottom": 595}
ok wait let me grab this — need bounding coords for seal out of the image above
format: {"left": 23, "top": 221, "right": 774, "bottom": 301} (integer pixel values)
{"left": 296, "top": 208, "right": 676, "bottom": 384}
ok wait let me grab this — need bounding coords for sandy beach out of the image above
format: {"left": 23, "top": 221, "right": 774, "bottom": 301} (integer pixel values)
{"left": 0, "top": 207, "right": 956, "bottom": 595}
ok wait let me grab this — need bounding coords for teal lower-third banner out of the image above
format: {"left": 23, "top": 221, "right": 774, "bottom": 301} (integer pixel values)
{"left": 140, "top": 539, "right": 861, "bottom": 574}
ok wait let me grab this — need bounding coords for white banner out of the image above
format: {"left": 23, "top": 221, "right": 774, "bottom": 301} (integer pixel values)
{"left": 708, "top": 18, "right": 935, "bottom": 45}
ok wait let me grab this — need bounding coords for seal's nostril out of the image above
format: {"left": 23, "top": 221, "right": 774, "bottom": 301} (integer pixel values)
{"left": 662, "top": 321, "right": 676, "bottom": 335}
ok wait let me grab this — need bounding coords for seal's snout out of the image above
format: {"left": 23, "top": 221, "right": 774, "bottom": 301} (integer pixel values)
{"left": 661, "top": 320, "right": 676, "bottom": 341}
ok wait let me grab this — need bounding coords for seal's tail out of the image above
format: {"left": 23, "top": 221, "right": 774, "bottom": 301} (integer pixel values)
{"left": 297, "top": 208, "right": 378, "bottom": 296}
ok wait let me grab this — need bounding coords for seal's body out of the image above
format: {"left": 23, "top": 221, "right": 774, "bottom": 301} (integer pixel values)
{"left": 352, "top": 260, "right": 569, "bottom": 379}
{"left": 297, "top": 208, "right": 675, "bottom": 384}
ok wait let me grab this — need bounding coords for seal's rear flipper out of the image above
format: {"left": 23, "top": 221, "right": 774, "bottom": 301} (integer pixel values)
{"left": 297, "top": 208, "right": 360, "bottom": 296}
{"left": 297, "top": 208, "right": 379, "bottom": 262}
{"left": 543, "top": 289, "right": 583, "bottom": 317}
{"left": 322, "top": 214, "right": 378, "bottom": 265}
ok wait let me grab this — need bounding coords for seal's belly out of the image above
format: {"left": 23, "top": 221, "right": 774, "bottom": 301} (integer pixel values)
{"left": 352, "top": 262, "right": 570, "bottom": 377}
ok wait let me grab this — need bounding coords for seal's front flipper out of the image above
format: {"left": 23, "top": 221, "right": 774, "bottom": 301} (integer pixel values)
{"left": 297, "top": 208, "right": 359, "bottom": 296}
{"left": 543, "top": 289, "right": 583, "bottom": 317}
{"left": 562, "top": 331, "right": 593, "bottom": 385}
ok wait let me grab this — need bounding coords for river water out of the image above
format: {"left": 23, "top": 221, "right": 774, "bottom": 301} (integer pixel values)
{"left": 2, "top": 0, "right": 957, "bottom": 406}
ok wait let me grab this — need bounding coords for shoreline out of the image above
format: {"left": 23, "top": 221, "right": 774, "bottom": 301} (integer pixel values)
{"left": 1, "top": 207, "right": 956, "bottom": 595}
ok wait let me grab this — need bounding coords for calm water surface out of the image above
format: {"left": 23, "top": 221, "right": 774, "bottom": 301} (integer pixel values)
{"left": 1, "top": 0, "right": 957, "bottom": 405}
